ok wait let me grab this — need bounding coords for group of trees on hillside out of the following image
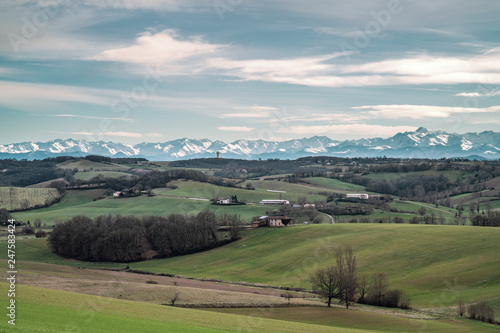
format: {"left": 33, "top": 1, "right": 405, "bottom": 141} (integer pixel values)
{"left": 48, "top": 211, "right": 243, "bottom": 262}
{"left": 470, "top": 212, "right": 500, "bottom": 227}
{"left": 310, "top": 246, "right": 410, "bottom": 310}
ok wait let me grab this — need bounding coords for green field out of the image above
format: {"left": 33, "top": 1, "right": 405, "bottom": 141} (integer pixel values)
{"left": 74, "top": 171, "right": 133, "bottom": 180}
{"left": 302, "top": 177, "right": 368, "bottom": 192}
{"left": 168, "top": 180, "right": 327, "bottom": 203}
{"left": 12, "top": 179, "right": 341, "bottom": 225}
{"left": 3, "top": 224, "right": 500, "bottom": 331}
{"left": 0, "top": 187, "right": 60, "bottom": 211}
{"left": 207, "top": 307, "right": 498, "bottom": 332}
{"left": 10, "top": 223, "right": 499, "bottom": 309}
{"left": 126, "top": 224, "right": 500, "bottom": 310}
{"left": 12, "top": 188, "right": 271, "bottom": 224}
{"left": 9, "top": 224, "right": 500, "bottom": 311}
{"left": 1, "top": 283, "right": 364, "bottom": 333}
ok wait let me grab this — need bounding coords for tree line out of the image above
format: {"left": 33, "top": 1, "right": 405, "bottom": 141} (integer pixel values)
{"left": 48, "top": 211, "right": 242, "bottom": 262}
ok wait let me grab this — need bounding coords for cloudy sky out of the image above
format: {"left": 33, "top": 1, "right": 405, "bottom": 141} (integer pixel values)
{"left": 1, "top": 0, "right": 500, "bottom": 144}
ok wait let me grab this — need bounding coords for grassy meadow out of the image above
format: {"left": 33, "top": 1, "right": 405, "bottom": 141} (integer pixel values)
{"left": 7, "top": 224, "right": 499, "bottom": 313}
{"left": 207, "top": 307, "right": 499, "bottom": 332}
{"left": 13, "top": 177, "right": 360, "bottom": 224}
{"left": 1, "top": 283, "right": 362, "bottom": 333}
{"left": 127, "top": 224, "right": 500, "bottom": 311}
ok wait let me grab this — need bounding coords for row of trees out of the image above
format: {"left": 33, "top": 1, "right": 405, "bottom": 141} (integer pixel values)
{"left": 48, "top": 211, "right": 243, "bottom": 262}
{"left": 310, "top": 246, "right": 410, "bottom": 310}
{"left": 470, "top": 212, "right": 500, "bottom": 227}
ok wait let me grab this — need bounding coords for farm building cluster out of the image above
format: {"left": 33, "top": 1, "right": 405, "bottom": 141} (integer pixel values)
{"left": 252, "top": 216, "right": 294, "bottom": 228}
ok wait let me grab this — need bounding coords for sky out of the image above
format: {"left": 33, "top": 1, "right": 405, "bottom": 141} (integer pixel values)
{"left": 1, "top": 0, "right": 500, "bottom": 145}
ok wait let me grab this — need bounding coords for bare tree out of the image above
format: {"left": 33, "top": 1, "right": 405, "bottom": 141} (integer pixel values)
{"left": 371, "top": 273, "right": 389, "bottom": 306}
{"left": 310, "top": 245, "right": 358, "bottom": 308}
{"left": 336, "top": 245, "right": 358, "bottom": 308}
{"left": 357, "top": 274, "right": 369, "bottom": 304}
{"left": 169, "top": 292, "right": 179, "bottom": 306}
{"left": 310, "top": 265, "right": 338, "bottom": 307}
{"left": 458, "top": 299, "right": 465, "bottom": 317}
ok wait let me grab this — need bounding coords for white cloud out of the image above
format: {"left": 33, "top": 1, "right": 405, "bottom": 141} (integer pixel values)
{"left": 279, "top": 124, "right": 417, "bottom": 137}
{"left": 206, "top": 52, "right": 347, "bottom": 80}
{"left": 354, "top": 104, "right": 500, "bottom": 119}
{"left": 455, "top": 90, "right": 500, "bottom": 97}
{"left": 48, "top": 114, "right": 134, "bottom": 122}
{"left": 219, "top": 126, "right": 254, "bottom": 132}
{"left": 0, "top": 80, "right": 113, "bottom": 108}
{"left": 206, "top": 50, "right": 500, "bottom": 88}
{"left": 90, "top": 29, "right": 224, "bottom": 71}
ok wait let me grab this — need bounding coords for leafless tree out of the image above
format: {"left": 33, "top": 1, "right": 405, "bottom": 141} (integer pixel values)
{"left": 357, "top": 274, "right": 369, "bottom": 303}
{"left": 336, "top": 245, "right": 358, "bottom": 308}
{"left": 310, "top": 265, "right": 338, "bottom": 307}
{"left": 370, "top": 273, "right": 389, "bottom": 306}
{"left": 311, "top": 245, "right": 358, "bottom": 308}
{"left": 169, "top": 292, "right": 179, "bottom": 306}
{"left": 458, "top": 299, "right": 465, "bottom": 317}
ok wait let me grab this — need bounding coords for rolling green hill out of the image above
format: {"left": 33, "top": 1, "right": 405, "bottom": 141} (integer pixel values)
{"left": 9, "top": 224, "right": 499, "bottom": 313}
{"left": 301, "top": 177, "right": 368, "bottom": 192}
{"left": 127, "top": 224, "right": 500, "bottom": 311}
{"left": 12, "top": 179, "right": 343, "bottom": 224}
{"left": 11, "top": 189, "right": 272, "bottom": 224}
{"left": 0, "top": 283, "right": 364, "bottom": 333}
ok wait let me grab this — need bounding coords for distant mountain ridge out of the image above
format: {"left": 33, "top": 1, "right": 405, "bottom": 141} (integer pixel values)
{"left": 1, "top": 127, "right": 499, "bottom": 160}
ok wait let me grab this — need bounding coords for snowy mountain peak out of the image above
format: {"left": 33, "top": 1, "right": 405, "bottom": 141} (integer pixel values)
{"left": 1, "top": 128, "right": 499, "bottom": 160}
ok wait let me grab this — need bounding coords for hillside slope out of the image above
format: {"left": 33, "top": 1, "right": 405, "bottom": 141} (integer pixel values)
{"left": 130, "top": 224, "right": 500, "bottom": 310}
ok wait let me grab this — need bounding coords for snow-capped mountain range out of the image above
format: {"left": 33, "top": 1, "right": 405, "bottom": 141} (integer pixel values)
{"left": 1, "top": 128, "right": 500, "bottom": 160}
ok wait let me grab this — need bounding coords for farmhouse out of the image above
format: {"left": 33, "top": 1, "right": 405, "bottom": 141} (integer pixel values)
{"left": 113, "top": 188, "right": 141, "bottom": 198}
{"left": 253, "top": 215, "right": 294, "bottom": 227}
{"left": 346, "top": 193, "right": 369, "bottom": 200}
{"left": 258, "top": 199, "right": 290, "bottom": 205}
{"left": 216, "top": 198, "right": 231, "bottom": 204}
{"left": 214, "top": 195, "right": 244, "bottom": 205}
